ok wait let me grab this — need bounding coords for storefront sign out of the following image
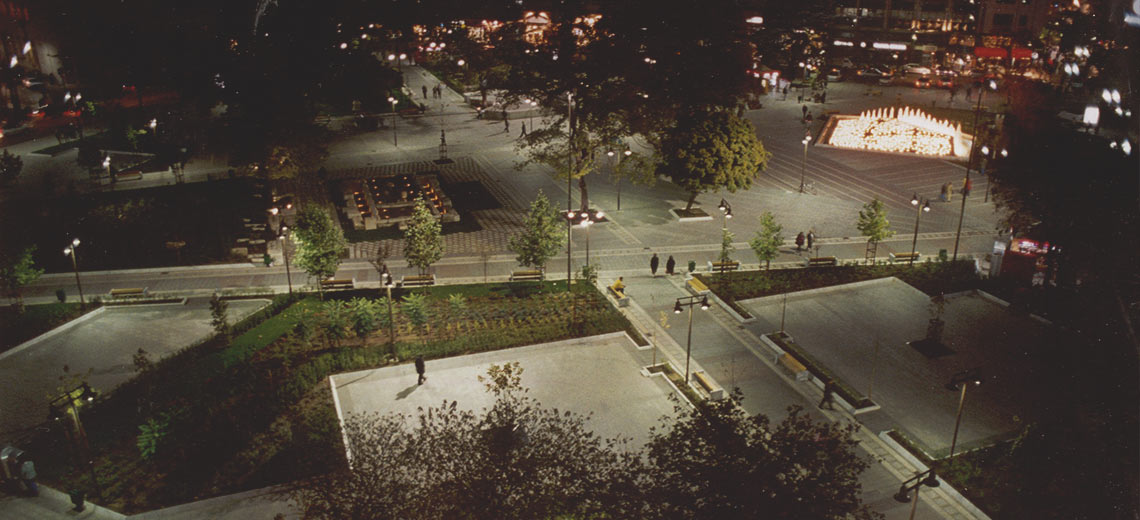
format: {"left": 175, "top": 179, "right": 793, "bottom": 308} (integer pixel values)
{"left": 872, "top": 42, "right": 908, "bottom": 51}
{"left": 833, "top": 40, "right": 854, "bottom": 47}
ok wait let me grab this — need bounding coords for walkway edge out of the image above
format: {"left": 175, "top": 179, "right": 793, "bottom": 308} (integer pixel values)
{"left": 878, "top": 431, "right": 993, "bottom": 520}
{"left": 0, "top": 307, "right": 106, "bottom": 362}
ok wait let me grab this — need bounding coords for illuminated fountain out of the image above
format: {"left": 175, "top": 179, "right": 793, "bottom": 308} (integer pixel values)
{"left": 822, "top": 107, "right": 972, "bottom": 158}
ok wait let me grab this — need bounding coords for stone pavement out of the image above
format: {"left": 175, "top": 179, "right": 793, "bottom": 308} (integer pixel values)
{"left": 0, "top": 485, "right": 125, "bottom": 520}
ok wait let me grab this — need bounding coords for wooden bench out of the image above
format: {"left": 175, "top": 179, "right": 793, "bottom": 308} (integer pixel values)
{"left": 778, "top": 353, "right": 811, "bottom": 381}
{"left": 686, "top": 277, "right": 710, "bottom": 295}
{"left": 692, "top": 371, "right": 726, "bottom": 400}
{"left": 707, "top": 260, "right": 741, "bottom": 273}
{"left": 607, "top": 285, "right": 630, "bottom": 307}
{"left": 509, "top": 269, "right": 544, "bottom": 282}
{"left": 320, "top": 278, "right": 355, "bottom": 291}
{"left": 804, "top": 256, "right": 838, "bottom": 267}
{"left": 109, "top": 287, "right": 148, "bottom": 298}
{"left": 889, "top": 252, "right": 922, "bottom": 263}
{"left": 399, "top": 274, "right": 436, "bottom": 288}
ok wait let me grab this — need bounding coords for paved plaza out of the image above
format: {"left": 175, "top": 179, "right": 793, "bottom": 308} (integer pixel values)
{"left": 0, "top": 298, "right": 267, "bottom": 445}
{"left": 331, "top": 332, "right": 677, "bottom": 449}
{"left": 738, "top": 278, "right": 1053, "bottom": 454}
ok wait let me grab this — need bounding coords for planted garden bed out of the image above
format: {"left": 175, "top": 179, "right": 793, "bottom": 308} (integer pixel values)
{"left": 767, "top": 331, "right": 873, "bottom": 409}
{"left": 31, "top": 281, "right": 637, "bottom": 513}
{"left": 0, "top": 302, "right": 93, "bottom": 353}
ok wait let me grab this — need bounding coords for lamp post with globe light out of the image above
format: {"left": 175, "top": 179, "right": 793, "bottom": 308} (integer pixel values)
{"left": 387, "top": 96, "right": 398, "bottom": 146}
{"left": 946, "top": 370, "right": 983, "bottom": 458}
{"left": 799, "top": 135, "right": 812, "bottom": 193}
{"left": 894, "top": 469, "right": 940, "bottom": 520}
{"left": 909, "top": 194, "right": 931, "bottom": 265}
{"left": 954, "top": 78, "right": 997, "bottom": 261}
{"left": 674, "top": 295, "right": 710, "bottom": 384}
{"left": 49, "top": 383, "right": 102, "bottom": 501}
{"left": 62, "top": 238, "right": 85, "bottom": 310}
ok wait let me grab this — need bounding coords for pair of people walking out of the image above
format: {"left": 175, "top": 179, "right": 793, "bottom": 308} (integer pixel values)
{"left": 649, "top": 253, "right": 677, "bottom": 276}
{"left": 794, "top": 231, "right": 815, "bottom": 252}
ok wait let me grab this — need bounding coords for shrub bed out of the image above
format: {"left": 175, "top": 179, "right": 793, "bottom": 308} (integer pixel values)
{"left": 0, "top": 302, "right": 92, "bottom": 353}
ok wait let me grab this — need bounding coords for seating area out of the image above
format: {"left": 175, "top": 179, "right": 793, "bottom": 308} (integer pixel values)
{"left": 778, "top": 353, "right": 811, "bottom": 381}
{"left": 509, "top": 270, "right": 544, "bottom": 282}
{"left": 692, "top": 370, "right": 726, "bottom": 400}
{"left": 607, "top": 279, "right": 630, "bottom": 307}
{"left": 889, "top": 251, "right": 922, "bottom": 263}
{"left": 109, "top": 287, "right": 148, "bottom": 298}
{"left": 339, "top": 174, "right": 459, "bottom": 231}
{"left": 707, "top": 260, "right": 741, "bottom": 272}
{"left": 804, "top": 256, "right": 838, "bottom": 267}
{"left": 320, "top": 278, "right": 356, "bottom": 291}
{"left": 686, "top": 277, "right": 709, "bottom": 295}
{"left": 400, "top": 274, "right": 436, "bottom": 287}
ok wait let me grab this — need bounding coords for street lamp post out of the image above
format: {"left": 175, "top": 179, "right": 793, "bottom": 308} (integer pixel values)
{"left": 49, "top": 383, "right": 102, "bottom": 501}
{"left": 381, "top": 265, "right": 395, "bottom": 344}
{"left": 799, "top": 135, "right": 812, "bottom": 193}
{"left": 946, "top": 371, "right": 983, "bottom": 458}
{"left": 894, "top": 468, "right": 941, "bottom": 520}
{"left": 277, "top": 225, "right": 293, "bottom": 296}
{"left": 954, "top": 79, "right": 997, "bottom": 261}
{"left": 980, "top": 145, "right": 1007, "bottom": 203}
{"left": 673, "top": 295, "right": 710, "bottom": 383}
{"left": 62, "top": 238, "right": 85, "bottom": 310}
{"left": 387, "top": 96, "right": 398, "bottom": 147}
{"left": 909, "top": 194, "right": 932, "bottom": 265}
{"left": 716, "top": 198, "right": 733, "bottom": 280}
{"left": 568, "top": 210, "right": 604, "bottom": 267}
{"left": 566, "top": 92, "right": 574, "bottom": 291}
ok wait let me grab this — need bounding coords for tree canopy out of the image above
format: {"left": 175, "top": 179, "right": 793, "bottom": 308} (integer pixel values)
{"left": 403, "top": 197, "right": 444, "bottom": 276}
{"left": 658, "top": 110, "right": 771, "bottom": 210}
{"left": 856, "top": 198, "right": 894, "bottom": 244}
{"left": 291, "top": 206, "right": 347, "bottom": 283}
{"left": 508, "top": 191, "right": 565, "bottom": 271}
{"left": 749, "top": 211, "right": 784, "bottom": 270}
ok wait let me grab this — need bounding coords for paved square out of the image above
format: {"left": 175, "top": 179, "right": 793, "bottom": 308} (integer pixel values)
{"left": 739, "top": 278, "right": 1053, "bottom": 454}
{"left": 331, "top": 332, "right": 678, "bottom": 448}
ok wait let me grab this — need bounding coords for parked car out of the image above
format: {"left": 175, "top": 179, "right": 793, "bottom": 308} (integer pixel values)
{"left": 933, "top": 71, "right": 957, "bottom": 88}
{"left": 913, "top": 76, "right": 932, "bottom": 88}
{"left": 826, "top": 68, "right": 844, "bottom": 81}
{"left": 902, "top": 63, "right": 932, "bottom": 75}
{"left": 856, "top": 66, "right": 890, "bottom": 79}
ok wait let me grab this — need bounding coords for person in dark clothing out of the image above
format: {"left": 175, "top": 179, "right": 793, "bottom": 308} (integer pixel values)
{"left": 795, "top": 232, "right": 805, "bottom": 251}
{"left": 806, "top": 231, "right": 815, "bottom": 251}
{"left": 665, "top": 255, "right": 676, "bottom": 275}
{"left": 520, "top": 122, "right": 527, "bottom": 137}
{"left": 422, "top": 85, "right": 428, "bottom": 99}
{"left": 802, "top": 105, "right": 808, "bottom": 120}
{"left": 650, "top": 253, "right": 660, "bottom": 276}
{"left": 819, "top": 381, "right": 835, "bottom": 410}
{"left": 504, "top": 117, "right": 510, "bottom": 133}
{"left": 415, "top": 356, "right": 426, "bottom": 385}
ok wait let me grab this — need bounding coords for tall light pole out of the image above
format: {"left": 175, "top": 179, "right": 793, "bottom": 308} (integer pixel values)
{"left": 277, "top": 225, "right": 293, "bottom": 296}
{"left": 674, "top": 295, "right": 710, "bottom": 383}
{"left": 566, "top": 91, "right": 574, "bottom": 291}
{"left": 575, "top": 210, "right": 604, "bottom": 267}
{"left": 62, "top": 238, "right": 85, "bottom": 310}
{"left": 946, "top": 371, "right": 983, "bottom": 458}
{"left": 954, "top": 79, "right": 996, "bottom": 261}
{"left": 381, "top": 265, "right": 395, "bottom": 345}
{"left": 894, "top": 469, "right": 940, "bottom": 520}
{"left": 716, "top": 198, "right": 733, "bottom": 280}
{"left": 49, "top": 383, "right": 102, "bottom": 501}
{"left": 909, "top": 194, "right": 931, "bottom": 266}
{"left": 799, "top": 135, "right": 812, "bottom": 193}
{"left": 980, "top": 145, "right": 1007, "bottom": 203}
{"left": 387, "top": 96, "right": 398, "bottom": 147}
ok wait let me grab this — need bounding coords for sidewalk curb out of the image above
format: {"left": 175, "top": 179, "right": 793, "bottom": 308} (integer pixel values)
{"left": 877, "top": 430, "right": 993, "bottom": 520}
{"left": 0, "top": 307, "right": 106, "bottom": 363}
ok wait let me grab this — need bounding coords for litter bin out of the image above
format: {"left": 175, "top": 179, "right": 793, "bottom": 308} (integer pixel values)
{"left": 70, "top": 489, "right": 87, "bottom": 512}
{"left": 1, "top": 445, "right": 25, "bottom": 492}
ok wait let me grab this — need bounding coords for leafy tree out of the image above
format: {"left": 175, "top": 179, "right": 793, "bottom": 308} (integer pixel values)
{"left": 322, "top": 300, "right": 352, "bottom": 347}
{"left": 402, "top": 197, "right": 443, "bottom": 276}
{"left": 137, "top": 414, "right": 171, "bottom": 460}
{"left": 644, "top": 393, "right": 876, "bottom": 520}
{"left": 659, "top": 110, "right": 771, "bottom": 211}
{"left": 347, "top": 297, "right": 381, "bottom": 339}
{"left": 292, "top": 362, "right": 641, "bottom": 519}
{"left": 209, "top": 293, "right": 230, "bottom": 338}
{"left": 0, "top": 246, "right": 43, "bottom": 311}
{"left": 749, "top": 211, "right": 784, "bottom": 270}
{"left": 400, "top": 293, "right": 431, "bottom": 339}
{"left": 292, "top": 205, "right": 347, "bottom": 296}
{"left": 718, "top": 228, "right": 735, "bottom": 266}
{"left": 0, "top": 149, "right": 22, "bottom": 184}
{"left": 508, "top": 191, "right": 565, "bottom": 272}
{"left": 856, "top": 198, "right": 895, "bottom": 247}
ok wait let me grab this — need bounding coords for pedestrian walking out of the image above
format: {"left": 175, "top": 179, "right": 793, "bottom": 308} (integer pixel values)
{"left": 650, "top": 253, "right": 660, "bottom": 276}
{"left": 504, "top": 118, "right": 510, "bottom": 133}
{"left": 801, "top": 105, "right": 808, "bottom": 120}
{"left": 422, "top": 85, "right": 428, "bottom": 99}
{"left": 966, "top": 86, "right": 973, "bottom": 100}
{"left": 520, "top": 122, "right": 527, "bottom": 137}
{"left": 820, "top": 91, "right": 827, "bottom": 104}
{"left": 806, "top": 230, "right": 815, "bottom": 251}
{"left": 436, "top": 83, "right": 443, "bottom": 98}
{"left": 415, "top": 355, "right": 426, "bottom": 385}
{"left": 795, "top": 232, "right": 805, "bottom": 251}
{"left": 665, "top": 255, "right": 676, "bottom": 275}
{"left": 819, "top": 381, "right": 835, "bottom": 410}
{"left": 20, "top": 457, "right": 37, "bottom": 496}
